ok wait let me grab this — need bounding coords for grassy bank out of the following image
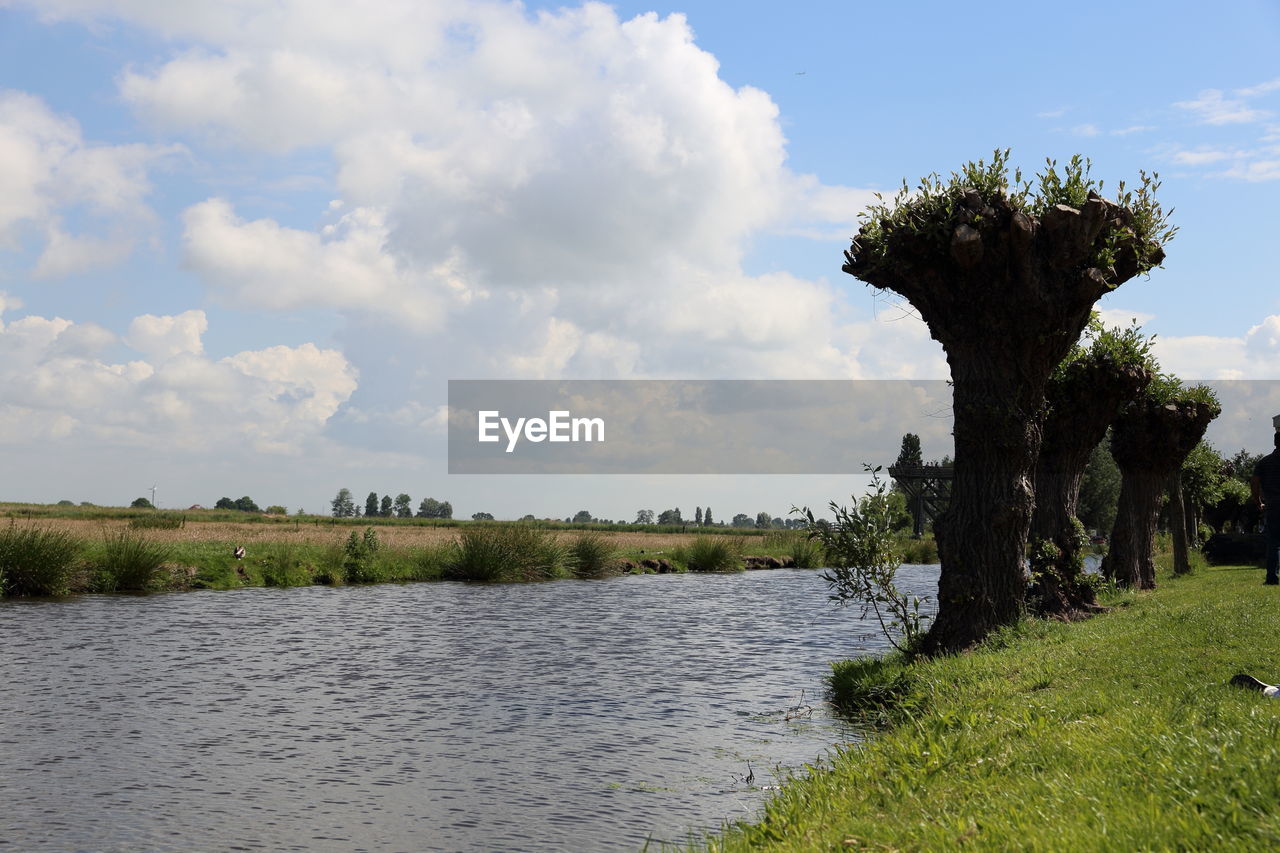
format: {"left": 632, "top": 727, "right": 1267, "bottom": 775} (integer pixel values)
{"left": 0, "top": 519, "right": 836, "bottom": 597}
{"left": 702, "top": 563, "right": 1280, "bottom": 851}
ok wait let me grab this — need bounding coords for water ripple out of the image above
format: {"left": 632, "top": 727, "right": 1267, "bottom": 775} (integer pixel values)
{"left": 1, "top": 566, "right": 938, "bottom": 852}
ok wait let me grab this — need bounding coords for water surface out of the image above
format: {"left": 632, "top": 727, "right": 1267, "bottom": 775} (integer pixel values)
{"left": 1, "top": 567, "right": 938, "bottom": 851}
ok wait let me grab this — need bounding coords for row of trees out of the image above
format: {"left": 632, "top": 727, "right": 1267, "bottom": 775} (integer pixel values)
{"left": 842, "top": 150, "right": 1210, "bottom": 655}
{"left": 330, "top": 489, "right": 454, "bottom": 519}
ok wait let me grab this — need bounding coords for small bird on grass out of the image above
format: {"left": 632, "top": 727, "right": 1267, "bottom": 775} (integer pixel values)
{"left": 233, "top": 545, "right": 246, "bottom": 560}
{"left": 1230, "top": 674, "right": 1280, "bottom": 697}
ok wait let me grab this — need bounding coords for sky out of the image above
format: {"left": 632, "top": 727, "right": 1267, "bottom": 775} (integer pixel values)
{"left": 0, "top": 0, "right": 1278, "bottom": 520}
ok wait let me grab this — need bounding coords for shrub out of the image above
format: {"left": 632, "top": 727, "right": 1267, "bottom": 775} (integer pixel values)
{"left": 445, "top": 524, "right": 570, "bottom": 582}
{"left": 803, "top": 467, "right": 930, "bottom": 656}
{"left": 569, "top": 532, "right": 618, "bottom": 578}
{"left": 898, "top": 536, "right": 940, "bottom": 564}
{"left": 677, "top": 536, "right": 742, "bottom": 573}
{"left": 0, "top": 522, "right": 83, "bottom": 596}
{"left": 260, "top": 541, "right": 311, "bottom": 588}
{"left": 343, "top": 528, "right": 383, "bottom": 584}
{"left": 95, "top": 530, "right": 172, "bottom": 592}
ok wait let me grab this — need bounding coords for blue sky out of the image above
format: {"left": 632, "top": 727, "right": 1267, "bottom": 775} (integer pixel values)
{"left": 0, "top": 0, "right": 1277, "bottom": 519}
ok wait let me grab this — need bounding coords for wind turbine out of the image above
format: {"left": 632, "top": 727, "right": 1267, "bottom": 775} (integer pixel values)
{"left": 149, "top": 485, "right": 157, "bottom": 508}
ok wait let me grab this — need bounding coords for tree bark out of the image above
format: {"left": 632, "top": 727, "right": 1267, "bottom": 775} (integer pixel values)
{"left": 1030, "top": 360, "right": 1150, "bottom": 617}
{"left": 1103, "top": 399, "right": 1219, "bottom": 589}
{"left": 927, "top": 354, "right": 1042, "bottom": 652}
{"left": 1168, "top": 470, "right": 1190, "bottom": 575}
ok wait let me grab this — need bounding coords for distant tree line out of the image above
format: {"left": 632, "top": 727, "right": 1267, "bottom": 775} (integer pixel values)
{"left": 329, "top": 488, "right": 453, "bottom": 519}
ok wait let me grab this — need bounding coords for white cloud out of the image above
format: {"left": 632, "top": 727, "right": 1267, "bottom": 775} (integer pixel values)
{"left": 1071, "top": 123, "right": 1100, "bottom": 137}
{"left": 0, "top": 301, "right": 357, "bottom": 453}
{"left": 1151, "top": 315, "right": 1280, "bottom": 379}
{"left": 125, "top": 309, "right": 207, "bottom": 360}
{"left": 0, "top": 89, "right": 176, "bottom": 276}
{"left": 1175, "top": 88, "right": 1271, "bottom": 125}
{"left": 1235, "top": 78, "right": 1280, "bottom": 99}
{"left": 1171, "top": 148, "right": 1232, "bottom": 166}
{"left": 1095, "top": 308, "right": 1155, "bottom": 330}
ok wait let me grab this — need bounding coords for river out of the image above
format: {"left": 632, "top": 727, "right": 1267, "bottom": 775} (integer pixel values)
{"left": 0, "top": 566, "right": 939, "bottom": 852}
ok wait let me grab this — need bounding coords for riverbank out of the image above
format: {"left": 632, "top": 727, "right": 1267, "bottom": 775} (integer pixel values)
{"left": 702, "top": 563, "right": 1280, "bottom": 851}
{"left": 0, "top": 515, "right": 880, "bottom": 595}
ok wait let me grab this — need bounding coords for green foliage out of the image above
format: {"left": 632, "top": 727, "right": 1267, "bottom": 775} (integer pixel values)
{"left": 259, "top": 541, "right": 311, "bottom": 588}
{"left": 128, "top": 514, "right": 185, "bottom": 530}
{"left": 264, "top": 505, "right": 287, "bottom": 515}
{"left": 1078, "top": 437, "right": 1121, "bottom": 534}
{"left": 343, "top": 527, "right": 383, "bottom": 583}
{"left": 0, "top": 522, "right": 82, "bottom": 596}
{"left": 1180, "top": 441, "right": 1227, "bottom": 514}
{"left": 897, "top": 535, "right": 940, "bottom": 565}
{"left": 445, "top": 524, "right": 570, "bottom": 582}
{"left": 854, "top": 149, "right": 1174, "bottom": 277}
{"left": 572, "top": 509, "right": 594, "bottom": 524}
{"left": 828, "top": 654, "right": 916, "bottom": 719}
{"left": 94, "top": 530, "right": 172, "bottom": 592}
{"left": 130, "top": 497, "right": 154, "bottom": 509}
{"left": 568, "top": 531, "right": 618, "bottom": 578}
{"left": 765, "top": 529, "right": 826, "bottom": 569}
{"left": 802, "top": 468, "right": 929, "bottom": 655}
{"left": 894, "top": 433, "right": 923, "bottom": 468}
{"left": 331, "top": 487, "right": 356, "bottom": 518}
{"left": 675, "top": 536, "right": 742, "bottom": 573}
{"left": 393, "top": 494, "right": 412, "bottom": 518}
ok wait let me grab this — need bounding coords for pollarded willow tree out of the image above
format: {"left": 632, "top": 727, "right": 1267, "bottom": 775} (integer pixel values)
{"left": 843, "top": 151, "right": 1174, "bottom": 655}
{"left": 1102, "top": 378, "right": 1220, "bottom": 589}
{"left": 1028, "top": 320, "right": 1153, "bottom": 618}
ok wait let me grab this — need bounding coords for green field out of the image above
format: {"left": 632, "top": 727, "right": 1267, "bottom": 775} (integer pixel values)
{"left": 698, "top": 561, "right": 1279, "bottom": 851}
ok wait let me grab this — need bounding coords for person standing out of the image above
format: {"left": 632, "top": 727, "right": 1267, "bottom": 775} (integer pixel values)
{"left": 1250, "top": 427, "right": 1280, "bottom": 585}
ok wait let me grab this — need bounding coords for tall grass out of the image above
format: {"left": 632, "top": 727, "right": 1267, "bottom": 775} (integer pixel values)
{"left": 93, "top": 530, "right": 172, "bottom": 592}
{"left": 569, "top": 532, "right": 618, "bottom": 578}
{"left": 764, "top": 530, "right": 826, "bottom": 568}
{"left": 445, "top": 524, "right": 571, "bottom": 582}
{"left": 897, "top": 535, "right": 939, "bottom": 564}
{"left": 676, "top": 536, "right": 742, "bottom": 572}
{"left": 128, "top": 514, "right": 185, "bottom": 530}
{"left": 0, "top": 522, "right": 82, "bottom": 596}
{"left": 259, "top": 541, "right": 311, "bottom": 588}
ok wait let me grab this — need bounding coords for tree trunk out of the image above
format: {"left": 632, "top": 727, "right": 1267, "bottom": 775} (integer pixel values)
{"left": 1029, "top": 360, "right": 1149, "bottom": 617}
{"left": 1104, "top": 399, "right": 1219, "bottom": 589}
{"left": 924, "top": 355, "right": 1040, "bottom": 655}
{"left": 1169, "top": 470, "right": 1190, "bottom": 575}
{"left": 1104, "top": 469, "right": 1164, "bottom": 588}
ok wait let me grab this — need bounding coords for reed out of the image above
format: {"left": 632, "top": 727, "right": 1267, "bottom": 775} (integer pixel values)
{"left": 445, "top": 524, "right": 571, "bottom": 582}
{"left": 93, "top": 529, "right": 172, "bottom": 592}
{"left": 676, "top": 536, "right": 742, "bottom": 573}
{"left": 0, "top": 522, "right": 82, "bottom": 596}
{"left": 569, "top": 532, "right": 619, "bottom": 578}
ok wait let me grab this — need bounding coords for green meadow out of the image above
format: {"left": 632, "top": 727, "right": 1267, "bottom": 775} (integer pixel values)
{"left": 699, "top": 561, "right": 1280, "bottom": 852}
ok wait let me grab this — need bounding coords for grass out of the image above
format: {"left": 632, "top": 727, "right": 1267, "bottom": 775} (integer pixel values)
{"left": 444, "top": 524, "right": 572, "bottom": 582}
{"left": 675, "top": 536, "right": 743, "bottom": 572}
{"left": 697, "top": 563, "right": 1280, "bottom": 851}
{"left": 128, "top": 514, "right": 186, "bottom": 530}
{"left": 91, "top": 530, "right": 172, "bottom": 592}
{"left": 0, "top": 522, "right": 82, "bottom": 596}
{"left": 569, "top": 531, "right": 619, "bottom": 578}
{"left": 898, "top": 535, "right": 940, "bottom": 564}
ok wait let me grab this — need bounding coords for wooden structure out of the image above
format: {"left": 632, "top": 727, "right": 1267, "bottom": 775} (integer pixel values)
{"left": 888, "top": 464, "right": 954, "bottom": 538}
